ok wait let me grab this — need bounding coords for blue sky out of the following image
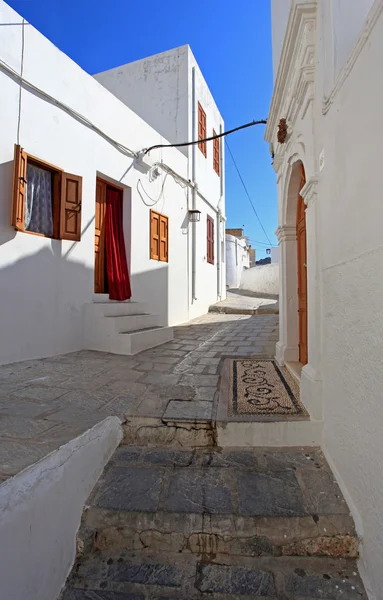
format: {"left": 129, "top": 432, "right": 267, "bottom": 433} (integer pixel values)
{"left": 7, "top": 0, "right": 277, "bottom": 257}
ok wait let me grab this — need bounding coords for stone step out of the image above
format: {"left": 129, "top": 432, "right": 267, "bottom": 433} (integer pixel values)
{"left": 77, "top": 446, "right": 358, "bottom": 560}
{"left": 107, "top": 314, "right": 161, "bottom": 333}
{"left": 62, "top": 552, "right": 367, "bottom": 599}
{"left": 122, "top": 417, "right": 215, "bottom": 448}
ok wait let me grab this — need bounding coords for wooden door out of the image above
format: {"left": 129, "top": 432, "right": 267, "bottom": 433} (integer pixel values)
{"left": 95, "top": 179, "right": 106, "bottom": 293}
{"left": 297, "top": 165, "right": 308, "bottom": 365}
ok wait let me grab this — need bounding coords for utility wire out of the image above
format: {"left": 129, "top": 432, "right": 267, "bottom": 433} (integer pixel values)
{"left": 225, "top": 139, "right": 273, "bottom": 246}
{"left": 143, "top": 119, "right": 267, "bottom": 155}
{"left": 0, "top": 57, "right": 138, "bottom": 159}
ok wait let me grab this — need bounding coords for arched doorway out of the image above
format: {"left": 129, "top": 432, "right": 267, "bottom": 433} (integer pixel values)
{"left": 296, "top": 165, "right": 308, "bottom": 364}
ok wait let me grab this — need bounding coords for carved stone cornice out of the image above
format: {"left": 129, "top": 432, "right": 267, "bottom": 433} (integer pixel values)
{"left": 300, "top": 176, "right": 318, "bottom": 207}
{"left": 265, "top": 1, "right": 317, "bottom": 145}
{"left": 276, "top": 225, "right": 296, "bottom": 243}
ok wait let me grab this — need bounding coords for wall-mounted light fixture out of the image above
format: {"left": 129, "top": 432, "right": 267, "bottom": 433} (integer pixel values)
{"left": 188, "top": 209, "right": 201, "bottom": 223}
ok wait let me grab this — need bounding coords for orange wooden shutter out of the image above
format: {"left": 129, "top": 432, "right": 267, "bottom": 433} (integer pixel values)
{"left": 159, "top": 214, "right": 168, "bottom": 262}
{"left": 213, "top": 130, "right": 220, "bottom": 175}
{"left": 60, "top": 172, "right": 82, "bottom": 241}
{"left": 198, "top": 103, "right": 207, "bottom": 157}
{"left": 150, "top": 210, "right": 160, "bottom": 260}
{"left": 207, "top": 215, "right": 214, "bottom": 264}
{"left": 11, "top": 144, "right": 27, "bottom": 231}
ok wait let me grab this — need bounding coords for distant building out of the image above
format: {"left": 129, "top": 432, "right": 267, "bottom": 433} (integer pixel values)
{"left": 271, "top": 247, "right": 279, "bottom": 264}
{"left": 225, "top": 228, "right": 250, "bottom": 288}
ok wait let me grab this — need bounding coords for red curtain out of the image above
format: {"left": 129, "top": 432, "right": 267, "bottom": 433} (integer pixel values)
{"left": 105, "top": 187, "right": 131, "bottom": 301}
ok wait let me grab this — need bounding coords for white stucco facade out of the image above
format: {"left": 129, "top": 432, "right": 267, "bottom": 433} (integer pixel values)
{"left": 0, "top": 1, "right": 226, "bottom": 365}
{"left": 225, "top": 233, "right": 250, "bottom": 288}
{"left": 266, "top": 1, "right": 383, "bottom": 597}
{"left": 94, "top": 45, "right": 226, "bottom": 321}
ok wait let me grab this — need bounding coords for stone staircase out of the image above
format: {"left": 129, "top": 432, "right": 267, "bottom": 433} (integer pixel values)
{"left": 84, "top": 296, "right": 173, "bottom": 355}
{"left": 62, "top": 431, "right": 367, "bottom": 599}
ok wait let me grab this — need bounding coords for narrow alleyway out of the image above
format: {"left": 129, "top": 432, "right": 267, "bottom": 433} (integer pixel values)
{"left": 0, "top": 314, "right": 368, "bottom": 598}
{"left": 0, "top": 314, "right": 278, "bottom": 481}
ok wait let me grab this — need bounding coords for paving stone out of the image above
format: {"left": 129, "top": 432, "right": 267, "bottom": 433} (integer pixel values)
{"left": 237, "top": 471, "right": 307, "bottom": 517}
{"left": 164, "top": 469, "right": 232, "bottom": 514}
{"left": 162, "top": 400, "right": 213, "bottom": 422}
{"left": 140, "top": 373, "right": 181, "bottom": 386}
{"left": 196, "top": 563, "right": 230, "bottom": 593}
{"left": 95, "top": 467, "right": 163, "bottom": 512}
{"left": 142, "top": 449, "right": 195, "bottom": 467}
{"left": 108, "top": 560, "right": 182, "bottom": 587}
{"left": 264, "top": 450, "right": 325, "bottom": 471}
{"left": 0, "top": 439, "right": 57, "bottom": 476}
{"left": 0, "top": 415, "right": 58, "bottom": 439}
{"left": 301, "top": 470, "right": 349, "bottom": 514}
{"left": 10, "top": 385, "right": 67, "bottom": 402}
{"left": 63, "top": 591, "right": 144, "bottom": 599}
{"left": 195, "top": 387, "right": 216, "bottom": 401}
{"left": 285, "top": 572, "right": 364, "bottom": 599}
{"left": 231, "top": 566, "right": 276, "bottom": 596}
{"left": 201, "top": 450, "right": 258, "bottom": 468}
{"left": 0, "top": 398, "right": 58, "bottom": 418}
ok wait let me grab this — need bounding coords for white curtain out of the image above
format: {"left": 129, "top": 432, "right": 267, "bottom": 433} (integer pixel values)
{"left": 25, "top": 163, "right": 53, "bottom": 236}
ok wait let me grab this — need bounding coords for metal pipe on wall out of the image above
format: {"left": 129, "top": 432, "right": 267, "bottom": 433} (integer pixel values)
{"left": 191, "top": 67, "right": 197, "bottom": 301}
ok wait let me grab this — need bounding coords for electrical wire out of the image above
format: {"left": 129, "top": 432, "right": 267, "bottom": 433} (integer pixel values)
{"left": 0, "top": 57, "right": 138, "bottom": 159}
{"left": 143, "top": 119, "right": 267, "bottom": 155}
{"left": 225, "top": 139, "right": 273, "bottom": 246}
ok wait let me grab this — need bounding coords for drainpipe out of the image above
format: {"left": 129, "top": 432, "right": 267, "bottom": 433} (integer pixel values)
{"left": 191, "top": 67, "right": 197, "bottom": 301}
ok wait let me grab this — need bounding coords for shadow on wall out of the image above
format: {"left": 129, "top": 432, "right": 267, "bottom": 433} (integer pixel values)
{"left": 0, "top": 246, "right": 93, "bottom": 365}
{"left": 240, "top": 264, "right": 279, "bottom": 297}
{"left": 0, "top": 160, "right": 17, "bottom": 246}
{"left": 130, "top": 264, "right": 169, "bottom": 327}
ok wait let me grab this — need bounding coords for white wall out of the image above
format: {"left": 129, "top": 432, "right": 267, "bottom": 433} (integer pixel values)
{"left": 271, "top": 0, "right": 292, "bottom": 78}
{"left": 0, "top": 417, "right": 122, "bottom": 600}
{"left": 268, "top": 0, "right": 383, "bottom": 597}
{"left": 240, "top": 264, "right": 279, "bottom": 296}
{"left": 94, "top": 46, "right": 190, "bottom": 157}
{"left": 318, "top": 5, "right": 383, "bottom": 597}
{"left": 271, "top": 247, "right": 279, "bottom": 264}
{"left": 332, "top": 0, "right": 375, "bottom": 77}
{"left": 225, "top": 234, "right": 250, "bottom": 289}
{"left": 0, "top": 2, "right": 224, "bottom": 365}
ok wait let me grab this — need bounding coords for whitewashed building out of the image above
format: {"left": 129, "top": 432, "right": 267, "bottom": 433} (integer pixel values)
{"left": 266, "top": 1, "right": 383, "bottom": 597}
{"left": 0, "top": 1, "right": 226, "bottom": 365}
{"left": 95, "top": 45, "right": 226, "bottom": 315}
{"left": 225, "top": 228, "right": 250, "bottom": 288}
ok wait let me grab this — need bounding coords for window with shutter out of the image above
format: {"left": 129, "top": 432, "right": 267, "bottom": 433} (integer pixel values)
{"left": 60, "top": 172, "right": 82, "bottom": 241}
{"left": 11, "top": 144, "right": 83, "bottom": 241}
{"left": 198, "top": 102, "right": 207, "bottom": 157}
{"left": 11, "top": 145, "right": 27, "bottom": 231}
{"left": 150, "top": 209, "right": 168, "bottom": 262}
{"left": 213, "top": 130, "right": 220, "bottom": 176}
{"left": 207, "top": 215, "right": 214, "bottom": 265}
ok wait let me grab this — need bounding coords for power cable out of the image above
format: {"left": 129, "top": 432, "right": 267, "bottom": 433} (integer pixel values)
{"left": 225, "top": 139, "right": 273, "bottom": 246}
{"left": 143, "top": 119, "right": 267, "bottom": 155}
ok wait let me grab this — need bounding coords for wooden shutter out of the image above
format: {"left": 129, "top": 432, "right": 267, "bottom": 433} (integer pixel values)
{"left": 198, "top": 102, "right": 207, "bottom": 157}
{"left": 150, "top": 210, "right": 160, "bottom": 260}
{"left": 207, "top": 215, "right": 214, "bottom": 264}
{"left": 213, "top": 130, "right": 220, "bottom": 175}
{"left": 11, "top": 144, "right": 27, "bottom": 231}
{"left": 60, "top": 172, "right": 82, "bottom": 241}
{"left": 159, "top": 214, "right": 168, "bottom": 262}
